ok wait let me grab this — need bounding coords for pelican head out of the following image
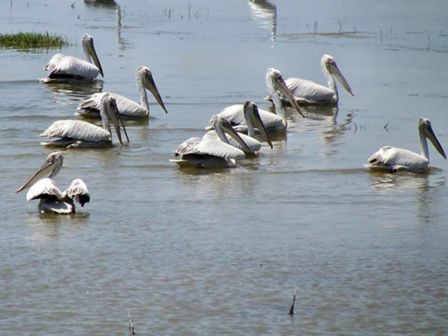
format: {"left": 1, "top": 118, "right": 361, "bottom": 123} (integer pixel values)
{"left": 243, "top": 101, "right": 273, "bottom": 148}
{"left": 99, "top": 93, "right": 130, "bottom": 145}
{"left": 209, "top": 115, "right": 252, "bottom": 154}
{"left": 419, "top": 118, "right": 446, "bottom": 159}
{"left": 266, "top": 67, "right": 304, "bottom": 117}
{"left": 16, "top": 152, "right": 64, "bottom": 193}
{"left": 322, "top": 54, "right": 353, "bottom": 96}
{"left": 137, "top": 65, "right": 168, "bottom": 114}
{"left": 81, "top": 33, "right": 104, "bottom": 77}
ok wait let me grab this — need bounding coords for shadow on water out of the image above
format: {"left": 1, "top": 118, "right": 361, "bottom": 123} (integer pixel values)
{"left": 84, "top": 1, "right": 129, "bottom": 50}
{"left": 43, "top": 80, "right": 104, "bottom": 98}
{"left": 24, "top": 211, "right": 90, "bottom": 241}
{"left": 174, "top": 166, "right": 234, "bottom": 175}
{"left": 84, "top": 0, "right": 118, "bottom": 9}
{"left": 367, "top": 168, "right": 446, "bottom": 191}
{"left": 304, "top": 106, "right": 355, "bottom": 148}
{"left": 368, "top": 168, "right": 447, "bottom": 226}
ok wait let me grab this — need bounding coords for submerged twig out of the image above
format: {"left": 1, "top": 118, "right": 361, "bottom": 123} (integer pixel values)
{"left": 289, "top": 287, "right": 298, "bottom": 316}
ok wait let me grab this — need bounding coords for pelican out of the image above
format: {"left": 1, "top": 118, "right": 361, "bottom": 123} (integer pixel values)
{"left": 77, "top": 66, "right": 168, "bottom": 120}
{"left": 171, "top": 116, "right": 252, "bottom": 168}
{"left": 43, "top": 33, "right": 103, "bottom": 83}
{"left": 267, "top": 54, "right": 354, "bottom": 105}
{"left": 214, "top": 68, "right": 304, "bottom": 135}
{"left": 366, "top": 118, "right": 446, "bottom": 173}
{"left": 208, "top": 101, "right": 273, "bottom": 154}
{"left": 41, "top": 93, "right": 129, "bottom": 148}
{"left": 16, "top": 152, "right": 90, "bottom": 214}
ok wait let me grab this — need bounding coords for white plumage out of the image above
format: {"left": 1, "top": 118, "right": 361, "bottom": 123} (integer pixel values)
{"left": 17, "top": 152, "right": 90, "bottom": 214}
{"left": 171, "top": 116, "right": 251, "bottom": 168}
{"left": 366, "top": 118, "right": 446, "bottom": 173}
{"left": 78, "top": 66, "right": 168, "bottom": 119}
{"left": 43, "top": 33, "right": 103, "bottom": 82}
{"left": 42, "top": 120, "right": 111, "bottom": 142}
{"left": 41, "top": 93, "right": 129, "bottom": 148}
{"left": 269, "top": 54, "right": 354, "bottom": 105}
{"left": 216, "top": 103, "right": 285, "bottom": 134}
{"left": 214, "top": 69, "right": 304, "bottom": 135}
{"left": 26, "top": 177, "right": 64, "bottom": 202}
{"left": 209, "top": 101, "right": 273, "bottom": 154}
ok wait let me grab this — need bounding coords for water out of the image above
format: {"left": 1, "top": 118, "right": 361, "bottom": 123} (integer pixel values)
{"left": 1, "top": 0, "right": 448, "bottom": 334}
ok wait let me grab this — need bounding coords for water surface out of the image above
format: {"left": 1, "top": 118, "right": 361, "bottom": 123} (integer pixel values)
{"left": 1, "top": 0, "right": 448, "bottom": 334}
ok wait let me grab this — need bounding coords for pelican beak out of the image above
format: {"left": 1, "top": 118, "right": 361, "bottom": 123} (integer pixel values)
{"left": 220, "top": 119, "right": 252, "bottom": 154}
{"left": 426, "top": 124, "right": 446, "bottom": 159}
{"left": 108, "top": 97, "right": 129, "bottom": 144}
{"left": 16, "top": 156, "right": 57, "bottom": 193}
{"left": 248, "top": 103, "right": 273, "bottom": 149}
{"left": 274, "top": 74, "right": 305, "bottom": 117}
{"left": 144, "top": 71, "right": 168, "bottom": 114}
{"left": 88, "top": 39, "right": 104, "bottom": 77}
{"left": 328, "top": 62, "right": 354, "bottom": 96}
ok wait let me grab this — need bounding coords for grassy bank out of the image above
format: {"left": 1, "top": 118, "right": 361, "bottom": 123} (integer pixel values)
{"left": 0, "top": 32, "right": 67, "bottom": 49}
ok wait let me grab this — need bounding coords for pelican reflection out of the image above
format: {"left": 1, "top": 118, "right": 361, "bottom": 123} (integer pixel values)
{"left": 248, "top": 0, "right": 277, "bottom": 41}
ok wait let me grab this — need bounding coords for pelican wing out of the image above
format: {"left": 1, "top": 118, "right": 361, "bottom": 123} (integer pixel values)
{"left": 367, "top": 146, "right": 428, "bottom": 172}
{"left": 257, "top": 109, "right": 284, "bottom": 131}
{"left": 218, "top": 105, "right": 247, "bottom": 127}
{"left": 174, "top": 137, "right": 202, "bottom": 157}
{"left": 198, "top": 132, "right": 246, "bottom": 160}
{"left": 227, "top": 132, "right": 261, "bottom": 152}
{"left": 41, "top": 120, "right": 111, "bottom": 142}
{"left": 78, "top": 92, "right": 146, "bottom": 118}
{"left": 286, "top": 78, "right": 334, "bottom": 104}
{"left": 26, "top": 178, "right": 64, "bottom": 202}
{"left": 45, "top": 54, "right": 100, "bottom": 80}
{"left": 64, "top": 179, "right": 90, "bottom": 206}
{"left": 77, "top": 92, "right": 103, "bottom": 111}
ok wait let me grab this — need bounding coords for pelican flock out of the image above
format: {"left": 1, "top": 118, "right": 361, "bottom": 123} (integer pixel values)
{"left": 16, "top": 152, "right": 90, "bottom": 214}
{"left": 15, "top": 25, "right": 446, "bottom": 213}
{"left": 77, "top": 66, "right": 168, "bottom": 120}
{"left": 43, "top": 33, "right": 104, "bottom": 83}
{"left": 268, "top": 54, "right": 354, "bottom": 105}
{"left": 41, "top": 93, "right": 129, "bottom": 148}
{"left": 367, "top": 118, "right": 446, "bottom": 173}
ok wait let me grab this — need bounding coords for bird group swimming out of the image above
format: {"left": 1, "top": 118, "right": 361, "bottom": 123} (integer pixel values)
{"left": 17, "top": 32, "right": 446, "bottom": 214}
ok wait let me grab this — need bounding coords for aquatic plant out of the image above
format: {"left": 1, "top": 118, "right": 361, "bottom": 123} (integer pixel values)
{"left": 0, "top": 32, "right": 67, "bottom": 49}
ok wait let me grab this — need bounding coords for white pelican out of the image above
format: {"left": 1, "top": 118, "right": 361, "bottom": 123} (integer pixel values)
{"left": 208, "top": 101, "right": 273, "bottom": 154}
{"left": 43, "top": 33, "right": 103, "bottom": 83}
{"left": 16, "top": 152, "right": 90, "bottom": 214}
{"left": 77, "top": 66, "right": 168, "bottom": 120}
{"left": 41, "top": 93, "right": 129, "bottom": 148}
{"left": 268, "top": 54, "right": 354, "bottom": 105}
{"left": 171, "top": 116, "right": 252, "bottom": 168}
{"left": 366, "top": 118, "right": 446, "bottom": 173}
{"left": 214, "top": 68, "right": 304, "bottom": 135}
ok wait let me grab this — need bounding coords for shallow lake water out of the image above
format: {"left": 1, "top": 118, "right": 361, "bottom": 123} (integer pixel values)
{"left": 1, "top": 0, "right": 448, "bottom": 334}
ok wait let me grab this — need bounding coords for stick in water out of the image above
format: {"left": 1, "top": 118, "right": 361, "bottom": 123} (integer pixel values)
{"left": 289, "top": 287, "right": 298, "bottom": 316}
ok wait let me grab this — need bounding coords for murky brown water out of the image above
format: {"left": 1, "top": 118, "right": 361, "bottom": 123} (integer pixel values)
{"left": 1, "top": 0, "right": 448, "bottom": 334}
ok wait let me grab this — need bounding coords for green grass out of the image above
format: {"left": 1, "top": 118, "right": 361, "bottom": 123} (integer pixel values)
{"left": 0, "top": 32, "right": 67, "bottom": 49}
